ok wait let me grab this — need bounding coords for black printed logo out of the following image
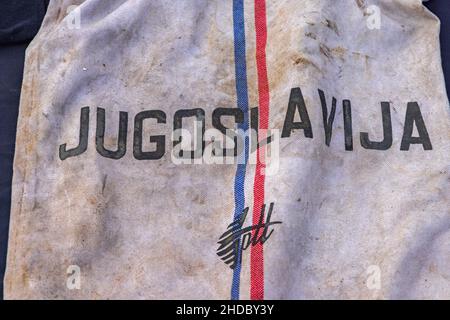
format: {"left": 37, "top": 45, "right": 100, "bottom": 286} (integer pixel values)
{"left": 217, "top": 203, "right": 282, "bottom": 269}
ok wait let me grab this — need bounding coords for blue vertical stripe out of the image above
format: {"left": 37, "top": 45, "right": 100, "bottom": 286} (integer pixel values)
{"left": 231, "top": 0, "right": 250, "bottom": 301}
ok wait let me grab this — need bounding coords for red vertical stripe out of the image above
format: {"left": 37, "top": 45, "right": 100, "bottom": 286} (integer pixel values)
{"left": 251, "top": 0, "right": 269, "bottom": 300}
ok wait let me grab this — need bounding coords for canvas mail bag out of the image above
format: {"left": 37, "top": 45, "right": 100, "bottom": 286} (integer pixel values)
{"left": 5, "top": 0, "right": 450, "bottom": 299}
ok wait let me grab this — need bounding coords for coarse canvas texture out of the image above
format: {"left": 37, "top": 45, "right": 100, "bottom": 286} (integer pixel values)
{"left": 5, "top": 0, "right": 450, "bottom": 299}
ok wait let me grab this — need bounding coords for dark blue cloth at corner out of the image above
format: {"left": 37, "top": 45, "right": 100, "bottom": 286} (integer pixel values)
{"left": 0, "top": 0, "right": 49, "bottom": 44}
{"left": 0, "top": 43, "right": 28, "bottom": 300}
{"left": 425, "top": 0, "right": 450, "bottom": 97}
{"left": 0, "top": 0, "right": 49, "bottom": 300}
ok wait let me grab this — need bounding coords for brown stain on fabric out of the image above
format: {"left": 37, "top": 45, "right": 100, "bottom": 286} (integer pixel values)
{"left": 292, "top": 55, "right": 321, "bottom": 72}
{"left": 352, "top": 51, "right": 372, "bottom": 67}
{"left": 331, "top": 46, "right": 348, "bottom": 60}
{"left": 323, "top": 19, "right": 340, "bottom": 36}
{"left": 305, "top": 32, "right": 317, "bottom": 40}
{"left": 205, "top": 12, "right": 237, "bottom": 100}
{"left": 6, "top": 39, "right": 44, "bottom": 295}
{"left": 319, "top": 43, "right": 333, "bottom": 60}
{"left": 319, "top": 44, "right": 350, "bottom": 61}
{"left": 356, "top": 0, "right": 366, "bottom": 9}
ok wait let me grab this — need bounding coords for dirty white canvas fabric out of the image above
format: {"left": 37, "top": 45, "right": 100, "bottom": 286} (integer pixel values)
{"left": 5, "top": 0, "right": 450, "bottom": 299}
